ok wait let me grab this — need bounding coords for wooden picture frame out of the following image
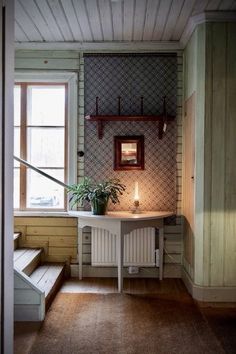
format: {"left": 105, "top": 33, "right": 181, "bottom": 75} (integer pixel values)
{"left": 114, "top": 135, "right": 144, "bottom": 171}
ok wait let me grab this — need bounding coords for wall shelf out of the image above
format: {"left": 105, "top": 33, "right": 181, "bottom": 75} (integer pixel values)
{"left": 85, "top": 96, "right": 175, "bottom": 139}
{"left": 85, "top": 114, "right": 175, "bottom": 139}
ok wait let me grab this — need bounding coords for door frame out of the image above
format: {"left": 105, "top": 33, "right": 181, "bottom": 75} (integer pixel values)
{"left": 0, "top": 0, "right": 14, "bottom": 353}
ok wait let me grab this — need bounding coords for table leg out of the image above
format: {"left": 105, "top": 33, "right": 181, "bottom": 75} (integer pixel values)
{"left": 159, "top": 227, "right": 164, "bottom": 281}
{"left": 117, "top": 232, "right": 124, "bottom": 293}
{"left": 78, "top": 227, "right": 83, "bottom": 280}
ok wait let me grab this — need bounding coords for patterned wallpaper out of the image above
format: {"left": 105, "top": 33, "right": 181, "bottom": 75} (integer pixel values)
{"left": 84, "top": 54, "right": 177, "bottom": 212}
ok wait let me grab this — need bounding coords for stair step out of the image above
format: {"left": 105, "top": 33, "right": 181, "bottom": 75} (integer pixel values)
{"left": 30, "top": 263, "right": 65, "bottom": 309}
{"left": 14, "top": 233, "right": 21, "bottom": 241}
{"left": 14, "top": 248, "right": 42, "bottom": 276}
{"left": 14, "top": 233, "right": 21, "bottom": 250}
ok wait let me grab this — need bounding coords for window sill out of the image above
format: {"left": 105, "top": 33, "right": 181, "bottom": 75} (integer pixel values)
{"left": 14, "top": 210, "right": 75, "bottom": 217}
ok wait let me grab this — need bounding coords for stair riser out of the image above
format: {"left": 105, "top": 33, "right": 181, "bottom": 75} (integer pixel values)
{"left": 14, "top": 239, "right": 18, "bottom": 250}
{"left": 22, "top": 253, "right": 41, "bottom": 276}
{"left": 45, "top": 268, "right": 65, "bottom": 311}
{"left": 14, "top": 233, "right": 21, "bottom": 250}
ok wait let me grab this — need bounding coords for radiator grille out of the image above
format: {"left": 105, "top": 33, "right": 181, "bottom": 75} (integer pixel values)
{"left": 91, "top": 227, "right": 155, "bottom": 266}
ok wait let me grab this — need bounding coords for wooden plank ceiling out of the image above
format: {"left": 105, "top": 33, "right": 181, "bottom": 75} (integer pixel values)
{"left": 15, "top": 0, "right": 236, "bottom": 43}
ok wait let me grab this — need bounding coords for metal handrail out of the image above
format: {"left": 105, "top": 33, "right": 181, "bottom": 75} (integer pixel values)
{"left": 14, "top": 156, "right": 70, "bottom": 189}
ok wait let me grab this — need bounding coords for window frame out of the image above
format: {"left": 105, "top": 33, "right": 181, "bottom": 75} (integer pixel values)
{"left": 14, "top": 72, "right": 78, "bottom": 212}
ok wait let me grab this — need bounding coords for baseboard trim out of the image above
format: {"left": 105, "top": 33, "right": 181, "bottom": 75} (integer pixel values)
{"left": 182, "top": 267, "right": 236, "bottom": 302}
{"left": 71, "top": 264, "right": 181, "bottom": 278}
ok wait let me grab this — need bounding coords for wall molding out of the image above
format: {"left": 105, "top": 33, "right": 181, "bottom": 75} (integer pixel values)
{"left": 180, "top": 11, "right": 236, "bottom": 47}
{"left": 15, "top": 41, "right": 182, "bottom": 52}
{"left": 71, "top": 264, "right": 182, "bottom": 278}
{"left": 182, "top": 267, "right": 236, "bottom": 302}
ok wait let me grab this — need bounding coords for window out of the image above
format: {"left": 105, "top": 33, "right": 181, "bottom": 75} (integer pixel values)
{"left": 14, "top": 83, "right": 68, "bottom": 210}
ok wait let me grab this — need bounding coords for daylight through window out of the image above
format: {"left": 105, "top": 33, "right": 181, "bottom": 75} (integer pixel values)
{"left": 14, "top": 83, "right": 67, "bottom": 210}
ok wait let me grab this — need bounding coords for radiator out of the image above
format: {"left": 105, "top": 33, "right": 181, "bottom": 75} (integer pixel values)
{"left": 91, "top": 227, "right": 156, "bottom": 267}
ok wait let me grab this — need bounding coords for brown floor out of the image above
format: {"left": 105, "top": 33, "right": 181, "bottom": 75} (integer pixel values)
{"left": 60, "top": 277, "right": 187, "bottom": 294}
{"left": 14, "top": 278, "right": 236, "bottom": 354}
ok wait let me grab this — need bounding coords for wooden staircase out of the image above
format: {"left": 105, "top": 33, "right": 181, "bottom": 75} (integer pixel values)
{"left": 14, "top": 232, "right": 65, "bottom": 321}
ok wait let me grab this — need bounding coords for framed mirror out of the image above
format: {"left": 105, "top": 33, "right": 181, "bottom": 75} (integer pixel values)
{"left": 114, "top": 135, "right": 144, "bottom": 170}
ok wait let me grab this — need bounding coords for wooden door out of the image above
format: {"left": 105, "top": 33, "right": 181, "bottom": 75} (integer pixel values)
{"left": 183, "top": 93, "right": 195, "bottom": 267}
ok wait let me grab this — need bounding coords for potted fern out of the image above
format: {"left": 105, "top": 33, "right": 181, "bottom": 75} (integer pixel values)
{"left": 68, "top": 178, "right": 126, "bottom": 215}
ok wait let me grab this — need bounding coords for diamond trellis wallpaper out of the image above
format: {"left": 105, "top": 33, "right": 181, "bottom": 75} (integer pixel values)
{"left": 84, "top": 54, "right": 177, "bottom": 212}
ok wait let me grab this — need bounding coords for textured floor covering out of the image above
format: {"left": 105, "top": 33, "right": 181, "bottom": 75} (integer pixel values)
{"left": 28, "top": 292, "right": 226, "bottom": 354}
{"left": 200, "top": 307, "right": 236, "bottom": 354}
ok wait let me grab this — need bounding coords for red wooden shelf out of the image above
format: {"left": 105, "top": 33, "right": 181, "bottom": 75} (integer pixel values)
{"left": 85, "top": 114, "right": 175, "bottom": 139}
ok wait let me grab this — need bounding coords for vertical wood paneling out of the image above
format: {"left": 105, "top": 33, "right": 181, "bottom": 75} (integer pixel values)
{"left": 47, "top": 0, "right": 73, "bottom": 41}
{"left": 183, "top": 93, "right": 195, "bottom": 268}
{"left": 204, "top": 22, "right": 236, "bottom": 287}
{"left": 15, "top": 22, "right": 29, "bottom": 42}
{"left": 194, "top": 24, "right": 206, "bottom": 286}
{"left": 15, "top": 0, "right": 42, "bottom": 41}
{"left": 142, "top": 0, "right": 160, "bottom": 41}
{"left": 18, "top": 0, "right": 55, "bottom": 41}
{"left": 35, "top": 0, "right": 64, "bottom": 41}
{"left": 123, "top": 0, "right": 135, "bottom": 40}
{"left": 201, "top": 23, "right": 212, "bottom": 287}
{"left": 98, "top": 0, "right": 113, "bottom": 41}
{"left": 210, "top": 23, "right": 226, "bottom": 286}
{"left": 152, "top": 0, "right": 172, "bottom": 40}
{"left": 192, "top": 0, "right": 209, "bottom": 15}
{"left": 133, "top": 0, "right": 146, "bottom": 41}
{"left": 61, "top": 0, "right": 83, "bottom": 41}
{"left": 162, "top": 0, "right": 184, "bottom": 40}
{"left": 14, "top": 0, "right": 236, "bottom": 43}
{"left": 183, "top": 24, "right": 206, "bottom": 284}
{"left": 224, "top": 22, "right": 236, "bottom": 285}
{"left": 219, "top": 0, "right": 235, "bottom": 10}
{"left": 111, "top": 0, "right": 123, "bottom": 40}
{"left": 172, "top": 0, "right": 196, "bottom": 40}
{"left": 185, "top": 22, "right": 236, "bottom": 287}
{"left": 206, "top": 0, "right": 221, "bottom": 10}
{"left": 72, "top": 0, "right": 93, "bottom": 41}
{"left": 184, "top": 29, "right": 197, "bottom": 99}
{"left": 85, "top": 0, "right": 103, "bottom": 41}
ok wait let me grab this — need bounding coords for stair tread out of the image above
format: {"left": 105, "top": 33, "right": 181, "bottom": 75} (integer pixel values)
{"left": 14, "top": 248, "right": 42, "bottom": 273}
{"left": 14, "top": 233, "right": 21, "bottom": 241}
{"left": 30, "top": 263, "right": 64, "bottom": 298}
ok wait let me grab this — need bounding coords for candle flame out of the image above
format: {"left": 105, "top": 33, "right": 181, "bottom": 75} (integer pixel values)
{"left": 134, "top": 181, "right": 139, "bottom": 201}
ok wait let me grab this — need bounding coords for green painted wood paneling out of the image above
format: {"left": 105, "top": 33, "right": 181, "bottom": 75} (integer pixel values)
{"left": 184, "top": 22, "right": 236, "bottom": 288}
{"left": 15, "top": 50, "right": 80, "bottom": 70}
{"left": 209, "top": 23, "right": 227, "bottom": 286}
{"left": 224, "top": 22, "right": 236, "bottom": 286}
{"left": 183, "top": 24, "right": 206, "bottom": 284}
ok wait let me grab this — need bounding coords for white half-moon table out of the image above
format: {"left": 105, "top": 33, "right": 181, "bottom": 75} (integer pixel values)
{"left": 69, "top": 211, "right": 174, "bottom": 292}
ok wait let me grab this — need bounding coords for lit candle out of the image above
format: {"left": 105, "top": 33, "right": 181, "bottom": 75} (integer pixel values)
{"left": 134, "top": 181, "right": 139, "bottom": 202}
